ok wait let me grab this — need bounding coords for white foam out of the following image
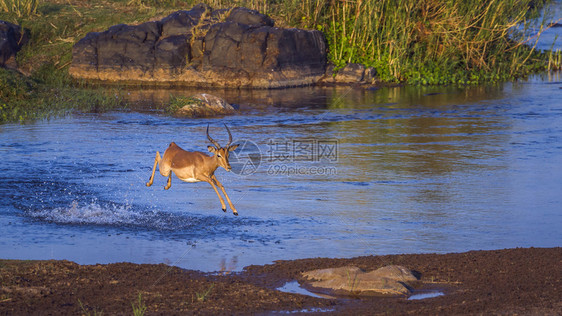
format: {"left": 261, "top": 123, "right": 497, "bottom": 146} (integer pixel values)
{"left": 30, "top": 200, "right": 141, "bottom": 226}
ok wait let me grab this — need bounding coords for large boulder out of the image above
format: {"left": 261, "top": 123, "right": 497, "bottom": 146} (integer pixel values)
{"left": 301, "top": 265, "right": 418, "bottom": 296}
{"left": 0, "top": 21, "right": 28, "bottom": 69}
{"left": 69, "top": 4, "right": 327, "bottom": 88}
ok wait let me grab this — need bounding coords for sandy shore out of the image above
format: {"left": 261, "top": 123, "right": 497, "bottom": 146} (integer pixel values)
{"left": 1, "top": 247, "right": 560, "bottom": 315}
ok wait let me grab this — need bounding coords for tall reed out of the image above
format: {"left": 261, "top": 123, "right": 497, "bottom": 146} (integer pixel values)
{"left": 274, "top": 0, "right": 555, "bottom": 84}
{"left": 0, "top": 0, "right": 39, "bottom": 17}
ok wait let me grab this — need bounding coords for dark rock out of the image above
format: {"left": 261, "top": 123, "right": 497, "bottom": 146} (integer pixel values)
{"left": 70, "top": 4, "right": 327, "bottom": 88}
{"left": 160, "top": 3, "right": 210, "bottom": 38}
{"left": 0, "top": 21, "right": 28, "bottom": 69}
{"left": 226, "top": 7, "right": 274, "bottom": 27}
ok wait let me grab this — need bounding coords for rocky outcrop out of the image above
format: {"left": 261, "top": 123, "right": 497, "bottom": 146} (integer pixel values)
{"left": 0, "top": 21, "right": 28, "bottom": 69}
{"left": 173, "top": 93, "right": 237, "bottom": 117}
{"left": 70, "top": 4, "right": 327, "bottom": 88}
{"left": 301, "top": 265, "right": 418, "bottom": 296}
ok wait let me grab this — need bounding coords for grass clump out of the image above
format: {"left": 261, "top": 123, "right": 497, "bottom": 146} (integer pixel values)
{"left": 276, "top": 0, "right": 560, "bottom": 84}
{"left": 166, "top": 95, "right": 205, "bottom": 115}
{"left": 0, "top": 66, "right": 123, "bottom": 124}
{"left": 0, "top": 0, "right": 39, "bottom": 18}
{"left": 131, "top": 292, "right": 147, "bottom": 316}
{"left": 195, "top": 284, "right": 214, "bottom": 302}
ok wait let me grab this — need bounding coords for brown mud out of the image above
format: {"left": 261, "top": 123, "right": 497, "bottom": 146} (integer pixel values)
{"left": 1, "top": 247, "right": 560, "bottom": 315}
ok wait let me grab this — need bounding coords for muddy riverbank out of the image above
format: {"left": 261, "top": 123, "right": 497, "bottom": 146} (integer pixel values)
{"left": 1, "top": 247, "right": 560, "bottom": 315}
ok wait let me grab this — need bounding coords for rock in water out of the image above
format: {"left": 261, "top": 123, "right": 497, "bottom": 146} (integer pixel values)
{"left": 173, "top": 93, "right": 237, "bottom": 117}
{"left": 70, "top": 4, "right": 327, "bottom": 89}
{"left": 301, "top": 265, "right": 418, "bottom": 296}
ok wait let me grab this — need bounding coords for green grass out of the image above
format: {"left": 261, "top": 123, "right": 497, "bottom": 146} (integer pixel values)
{"left": 0, "top": 0, "right": 560, "bottom": 123}
{"left": 131, "top": 292, "right": 147, "bottom": 316}
{"left": 166, "top": 95, "right": 206, "bottom": 115}
{"left": 0, "top": 0, "right": 38, "bottom": 18}
{"left": 0, "top": 66, "right": 123, "bottom": 124}
{"left": 195, "top": 284, "right": 214, "bottom": 302}
{"left": 278, "top": 0, "right": 560, "bottom": 84}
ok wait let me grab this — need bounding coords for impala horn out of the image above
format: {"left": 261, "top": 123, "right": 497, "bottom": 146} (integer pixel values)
{"left": 206, "top": 124, "right": 221, "bottom": 148}
{"left": 224, "top": 123, "right": 232, "bottom": 147}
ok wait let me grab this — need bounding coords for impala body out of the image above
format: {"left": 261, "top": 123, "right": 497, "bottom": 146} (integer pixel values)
{"left": 146, "top": 124, "right": 239, "bottom": 215}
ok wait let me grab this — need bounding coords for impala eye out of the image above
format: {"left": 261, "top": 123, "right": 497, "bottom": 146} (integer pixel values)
{"left": 217, "top": 154, "right": 222, "bottom": 158}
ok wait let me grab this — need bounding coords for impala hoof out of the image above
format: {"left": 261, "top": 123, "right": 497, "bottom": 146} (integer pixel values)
{"left": 233, "top": 211, "right": 238, "bottom": 216}
{"left": 222, "top": 208, "right": 227, "bottom": 213}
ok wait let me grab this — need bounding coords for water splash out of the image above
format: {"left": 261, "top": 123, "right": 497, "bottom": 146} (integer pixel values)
{"left": 24, "top": 199, "right": 280, "bottom": 245}
{"left": 27, "top": 199, "right": 219, "bottom": 232}
{"left": 30, "top": 200, "right": 139, "bottom": 226}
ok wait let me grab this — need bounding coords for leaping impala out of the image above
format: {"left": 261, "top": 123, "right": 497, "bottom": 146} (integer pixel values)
{"left": 146, "top": 124, "right": 240, "bottom": 215}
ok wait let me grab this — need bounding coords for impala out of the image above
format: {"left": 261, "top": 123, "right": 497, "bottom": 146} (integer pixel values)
{"left": 146, "top": 124, "right": 240, "bottom": 215}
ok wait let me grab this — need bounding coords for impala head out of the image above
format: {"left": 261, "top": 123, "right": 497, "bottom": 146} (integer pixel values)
{"left": 207, "top": 124, "right": 239, "bottom": 172}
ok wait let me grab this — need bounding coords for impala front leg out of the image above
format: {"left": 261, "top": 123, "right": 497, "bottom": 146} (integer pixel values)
{"left": 212, "top": 175, "right": 238, "bottom": 216}
{"left": 146, "top": 151, "right": 161, "bottom": 187}
{"left": 206, "top": 177, "right": 227, "bottom": 213}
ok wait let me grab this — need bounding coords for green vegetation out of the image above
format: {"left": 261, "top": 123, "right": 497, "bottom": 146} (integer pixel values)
{"left": 195, "top": 283, "right": 214, "bottom": 302}
{"left": 166, "top": 95, "right": 206, "bottom": 115}
{"left": 0, "top": 0, "right": 38, "bottom": 17}
{"left": 0, "top": 67, "right": 122, "bottom": 123}
{"left": 131, "top": 292, "right": 147, "bottom": 316}
{"left": 0, "top": 0, "right": 560, "bottom": 123}
{"left": 276, "top": 0, "right": 561, "bottom": 84}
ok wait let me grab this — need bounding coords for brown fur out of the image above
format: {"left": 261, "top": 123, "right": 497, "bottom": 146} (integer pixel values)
{"left": 146, "top": 126, "right": 239, "bottom": 215}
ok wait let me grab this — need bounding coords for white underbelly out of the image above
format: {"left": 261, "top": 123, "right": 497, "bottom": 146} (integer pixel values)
{"left": 180, "top": 177, "right": 200, "bottom": 183}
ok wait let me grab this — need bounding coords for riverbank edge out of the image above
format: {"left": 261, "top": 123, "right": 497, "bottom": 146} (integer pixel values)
{"left": 1, "top": 247, "right": 560, "bottom": 314}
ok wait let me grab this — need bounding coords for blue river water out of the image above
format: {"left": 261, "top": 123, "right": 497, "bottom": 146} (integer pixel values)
{"left": 1, "top": 73, "right": 561, "bottom": 272}
{"left": 2, "top": 2, "right": 562, "bottom": 271}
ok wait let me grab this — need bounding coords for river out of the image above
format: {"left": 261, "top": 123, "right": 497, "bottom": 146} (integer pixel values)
{"left": 1, "top": 72, "right": 561, "bottom": 271}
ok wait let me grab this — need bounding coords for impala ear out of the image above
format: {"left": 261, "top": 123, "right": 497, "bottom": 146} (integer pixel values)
{"left": 208, "top": 146, "right": 216, "bottom": 153}
{"left": 228, "top": 144, "right": 239, "bottom": 151}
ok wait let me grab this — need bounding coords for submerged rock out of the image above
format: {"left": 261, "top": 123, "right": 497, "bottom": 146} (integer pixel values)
{"left": 0, "top": 21, "right": 28, "bottom": 70}
{"left": 173, "top": 93, "right": 237, "bottom": 117}
{"left": 70, "top": 4, "right": 327, "bottom": 88}
{"left": 301, "top": 265, "right": 418, "bottom": 296}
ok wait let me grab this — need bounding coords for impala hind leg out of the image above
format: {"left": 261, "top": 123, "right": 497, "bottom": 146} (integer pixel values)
{"left": 146, "top": 151, "right": 162, "bottom": 187}
{"left": 164, "top": 172, "right": 172, "bottom": 190}
{"left": 212, "top": 175, "right": 238, "bottom": 216}
{"left": 206, "top": 177, "right": 228, "bottom": 213}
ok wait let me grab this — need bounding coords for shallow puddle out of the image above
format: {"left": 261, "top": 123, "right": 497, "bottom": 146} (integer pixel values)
{"left": 408, "top": 291, "right": 445, "bottom": 300}
{"left": 276, "top": 281, "right": 330, "bottom": 299}
{"left": 272, "top": 307, "right": 337, "bottom": 314}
